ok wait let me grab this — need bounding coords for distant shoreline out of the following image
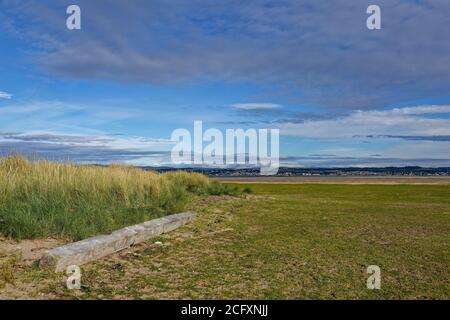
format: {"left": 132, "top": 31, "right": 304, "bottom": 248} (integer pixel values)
{"left": 215, "top": 175, "right": 450, "bottom": 184}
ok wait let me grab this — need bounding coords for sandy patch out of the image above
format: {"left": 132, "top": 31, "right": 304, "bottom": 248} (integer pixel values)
{"left": 0, "top": 237, "right": 64, "bottom": 265}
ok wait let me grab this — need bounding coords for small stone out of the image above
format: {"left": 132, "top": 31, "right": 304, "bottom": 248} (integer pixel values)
{"left": 154, "top": 241, "right": 163, "bottom": 245}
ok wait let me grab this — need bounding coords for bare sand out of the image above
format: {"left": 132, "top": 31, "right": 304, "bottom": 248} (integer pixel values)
{"left": 0, "top": 237, "right": 64, "bottom": 265}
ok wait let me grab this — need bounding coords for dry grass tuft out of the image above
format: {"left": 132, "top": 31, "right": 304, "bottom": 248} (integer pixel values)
{"left": 0, "top": 154, "right": 238, "bottom": 240}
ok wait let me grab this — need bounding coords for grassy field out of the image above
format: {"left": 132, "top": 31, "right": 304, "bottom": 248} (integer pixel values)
{"left": 0, "top": 155, "right": 238, "bottom": 240}
{"left": 1, "top": 183, "right": 449, "bottom": 299}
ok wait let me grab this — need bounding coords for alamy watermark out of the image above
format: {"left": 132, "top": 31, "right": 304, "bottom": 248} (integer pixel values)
{"left": 367, "top": 265, "right": 381, "bottom": 290}
{"left": 66, "top": 4, "right": 381, "bottom": 31}
{"left": 171, "top": 121, "right": 280, "bottom": 175}
{"left": 66, "top": 265, "right": 81, "bottom": 290}
{"left": 367, "top": 5, "right": 382, "bottom": 30}
{"left": 66, "top": 5, "right": 81, "bottom": 30}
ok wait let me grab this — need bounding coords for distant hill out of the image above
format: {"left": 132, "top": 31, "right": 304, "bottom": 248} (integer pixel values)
{"left": 139, "top": 166, "right": 450, "bottom": 177}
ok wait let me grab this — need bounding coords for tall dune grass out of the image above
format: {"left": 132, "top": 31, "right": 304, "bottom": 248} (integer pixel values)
{"left": 0, "top": 155, "right": 238, "bottom": 240}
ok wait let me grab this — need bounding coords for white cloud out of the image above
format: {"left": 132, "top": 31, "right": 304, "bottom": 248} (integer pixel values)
{"left": 0, "top": 131, "right": 174, "bottom": 151}
{"left": 363, "top": 105, "right": 450, "bottom": 116}
{"left": 280, "top": 105, "right": 450, "bottom": 138}
{"left": 231, "top": 103, "right": 281, "bottom": 110}
{"left": 0, "top": 91, "right": 12, "bottom": 99}
{"left": 0, "top": 131, "right": 175, "bottom": 165}
{"left": 385, "top": 140, "right": 450, "bottom": 159}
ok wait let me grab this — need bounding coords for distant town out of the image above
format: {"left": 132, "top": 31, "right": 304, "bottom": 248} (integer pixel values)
{"left": 145, "top": 166, "right": 450, "bottom": 177}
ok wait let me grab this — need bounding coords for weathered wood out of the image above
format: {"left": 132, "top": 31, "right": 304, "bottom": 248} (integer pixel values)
{"left": 40, "top": 211, "right": 196, "bottom": 272}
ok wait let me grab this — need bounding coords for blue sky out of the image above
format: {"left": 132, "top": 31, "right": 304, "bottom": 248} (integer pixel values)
{"left": 0, "top": 0, "right": 450, "bottom": 167}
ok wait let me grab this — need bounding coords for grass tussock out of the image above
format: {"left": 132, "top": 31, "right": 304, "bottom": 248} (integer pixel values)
{"left": 164, "top": 171, "right": 240, "bottom": 196}
{"left": 0, "top": 155, "right": 239, "bottom": 240}
{"left": 0, "top": 253, "right": 20, "bottom": 289}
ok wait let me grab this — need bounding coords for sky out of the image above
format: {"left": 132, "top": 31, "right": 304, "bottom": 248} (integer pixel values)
{"left": 0, "top": 0, "right": 450, "bottom": 167}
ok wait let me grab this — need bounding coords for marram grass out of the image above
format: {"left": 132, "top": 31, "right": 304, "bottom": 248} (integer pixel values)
{"left": 0, "top": 155, "right": 239, "bottom": 240}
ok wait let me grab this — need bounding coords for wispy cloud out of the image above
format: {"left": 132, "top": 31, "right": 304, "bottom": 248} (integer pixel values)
{"left": 0, "top": 131, "right": 174, "bottom": 164}
{"left": 0, "top": 131, "right": 173, "bottom": 149}
{"left": 0, "top": 100, "right": 140, "bottom": 134}
{"left": 359, "top": 105, "right": 450, "bottom": 116}
{"left": 360, "top": 135, "right": 450, "bottom": 142}
{"left": 280, "top": 105, "right": 450, "bottom": 139}
{"left": 0, "top": 91, "right": 12, "bottom": 99}
{"left": 231, "top": 103, "right": 281, "bottom": 110}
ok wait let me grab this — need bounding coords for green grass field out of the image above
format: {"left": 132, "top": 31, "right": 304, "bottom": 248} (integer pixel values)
{"left": 1, "top": 183, "right": 448, "bottom": 299}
